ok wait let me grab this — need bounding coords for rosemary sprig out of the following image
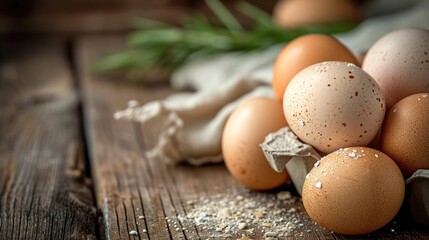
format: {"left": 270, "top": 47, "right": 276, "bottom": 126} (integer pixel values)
{"left": 94, "top": 0, "right": 357, "bottom": 80}
{"left": 206, "top": 0, "right": 243, "bottom": 32}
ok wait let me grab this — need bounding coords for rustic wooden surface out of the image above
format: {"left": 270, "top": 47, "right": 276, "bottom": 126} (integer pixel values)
{"left": 0, "top": 39, "right": 98, "bottom": 239}
{"left": 0, "top": 35, "right": 429, "bottom": 239}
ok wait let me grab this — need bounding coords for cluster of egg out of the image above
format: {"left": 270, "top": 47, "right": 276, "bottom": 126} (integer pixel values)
{"left": 221, "top": 28, "right": 429, "bottom": 235}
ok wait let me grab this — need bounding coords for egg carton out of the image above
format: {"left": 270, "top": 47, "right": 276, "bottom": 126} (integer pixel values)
{"left": 260, "top": 127, "right": 320, "bottom": 195}
{"left": 261, "top": 127, "right": 429, "bottom": 225}
{"left": 406, "top": 169, "right": 429, "bottom": 225}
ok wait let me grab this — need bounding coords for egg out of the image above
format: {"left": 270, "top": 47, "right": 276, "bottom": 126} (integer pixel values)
{"left": 222, "top": 97, "right": 289, "bottom": 190}
{"left": 273, "top": 0, "right": 362, "bottom": 28}
{"left": 273, "top": 34, "right": 359, "bottom": 102}
{"left": 380, "top": 93, "right": 429, "bottom": 177}
{"left": 362, "top": 28, "right": 429, "bottom": 109}
{"left": 302, "top": 147, "right": 405, "bottom": 235}
{"left": 283, "top": 61, "right": 385, "bottom": 153}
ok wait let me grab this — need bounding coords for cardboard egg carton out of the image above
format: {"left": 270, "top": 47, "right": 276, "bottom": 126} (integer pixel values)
{"left": 261, "top": 127, "right": 429, "bottom": 225}
{"left": 406, "top": 170, "right": 429, "bottom": 225}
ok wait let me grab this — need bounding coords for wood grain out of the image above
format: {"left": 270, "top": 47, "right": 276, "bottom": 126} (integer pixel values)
{"left": 77, "top": 35, "right": 195, "bottom": 239}
{"left": 76, "top": 34, "right": 429, "bottom": 240}
{"left": 0, "top": 39, "right": 98, "bottom": 239}
{"left": 77, "top": 34, "right": 332, "bottom": 239}
{"left": 2, "top": 30, "right": 427, "bottom": 240}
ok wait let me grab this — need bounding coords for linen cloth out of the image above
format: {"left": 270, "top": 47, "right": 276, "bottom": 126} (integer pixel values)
{"left": 114, "top": 0, "right": 429, "bottom": 165}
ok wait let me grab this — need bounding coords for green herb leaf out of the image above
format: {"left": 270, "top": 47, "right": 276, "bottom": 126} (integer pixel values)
{"left": 94, "top": 0, "right": 358, "bottom": 80}
{"left": 205, "top": 0, "right": 243, "bottom": 31}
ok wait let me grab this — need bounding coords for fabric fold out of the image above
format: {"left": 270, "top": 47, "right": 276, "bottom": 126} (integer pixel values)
{"left": 115, "top": 0, "right": 429, "bottom": 165}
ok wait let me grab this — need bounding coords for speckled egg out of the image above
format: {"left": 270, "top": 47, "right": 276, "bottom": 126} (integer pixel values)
{"left": 302, "top": 147, "right": 405, "bottom": 235}
{"left": 283, "top": 61, "right": 385, "bottom": 153}
{"left": 381, "top": 93, "right": 429, "bottom": 177}
{"left": 362, "top": 28, "right": 429, "bottom": 109}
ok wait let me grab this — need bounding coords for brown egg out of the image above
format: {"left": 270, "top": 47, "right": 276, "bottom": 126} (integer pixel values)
{"left": 273, "top": 34, "right": 359, "bottom": 102}
{"left": 273, "top": 0, "right": 362, "bottom": 28}
{"left": 381, "top": 93, "right": 429, "bottom": 177}
{"left": 222, "top": 97, "right": 289, "bottom": 190}
{"left": 302, "top": 147, "right": 405, "bottom": 235}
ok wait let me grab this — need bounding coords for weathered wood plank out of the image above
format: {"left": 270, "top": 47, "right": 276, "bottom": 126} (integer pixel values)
{"left": 0, "top": 0, "right": 278, "bottom": 34}
{"left": 77, "top": 34, "right": 429, "bottom": 240}
{"left": 0, "top": 38, "right": 98, "bottom": 240}
{"left": 77, "top": 35, "right": 184, "bottom": 240}
{"left": 75, "top": 35, "right": 330, "bottom": 240}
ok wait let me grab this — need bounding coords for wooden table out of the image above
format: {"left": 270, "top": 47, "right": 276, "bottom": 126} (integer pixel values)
{"left": 1, "top": 35, "right": 428, "bottom": 240}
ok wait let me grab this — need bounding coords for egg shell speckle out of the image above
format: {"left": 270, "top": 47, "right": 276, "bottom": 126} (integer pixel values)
{"left": 283, "top": 61, "right": 385, "bottom": 153}
{"left": 362, "top": 28, "right": 429, "bottom": 109}
{"left": 381, "top": 93, "right": 429, "bottom": 177}
{"left": 302, "top": 147, "right": 405, "bottom": 235}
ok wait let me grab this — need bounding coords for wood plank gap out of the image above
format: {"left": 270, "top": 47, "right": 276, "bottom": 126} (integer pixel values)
{"left": 130, "top": 158, "right": 156, "bottom": 239}
{"left": 168, "top": 168, "right": 202, "bottom": 240}
{"left": 61, "top": 211, "right": 68, "bottom": 240}
{"left": 158, "top": 195, "right": 174, "bottom": 240}
{"left": 133, "top": 127, "right": 189, "bottom": 240}
{"left": 66, "top": 37, "right": 106, "bottom": 240}
{"left": 143, "top": 146, "right": 178, "bottom": 236}
{"left": 10, "top": 197, "right": 15, "bottom": 239}
{"left": 130, "top": 198, "right": 143, "bottom": 240}
{"left": 33, "top": 197, "right": 40, "bottom": 240}
{"left": 135, "top": 187, "right": 150, "bottom": 239}
{"left": 113, "top": 200, "right": 122, "bottom": 239}
{"left": 0, "top": 38, "right": 98, "bottom": 240}
{"left": 48, "top": 212, "right": 55, "bottom": 240}
{"left": 121, "top": 199, "right": 132, "bottom": 240}
{"left": 154, "top": 162, "right": 191, "bottom": 239}
{"left": 165, "top": 187, "right": 189, "bottom": 240}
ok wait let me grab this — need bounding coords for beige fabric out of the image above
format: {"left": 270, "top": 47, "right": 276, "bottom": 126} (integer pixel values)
{"left": 114, "top": 0, "right": 429, "bottom": 165}
{"left": 114, "top": 46, "right": 281, "bottom": 164}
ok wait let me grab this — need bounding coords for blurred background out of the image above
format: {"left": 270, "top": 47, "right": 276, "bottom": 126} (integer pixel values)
{"left": 1, "top": 0, "right": 425, "bottom": 87}
{"left": 0, "top": 0, "right": 283, "bottom": 34}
